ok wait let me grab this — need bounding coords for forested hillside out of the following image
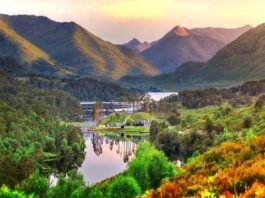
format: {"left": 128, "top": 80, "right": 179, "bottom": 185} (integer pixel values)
{"left": 0, "top": 71, "right": 85, "bottom": 188}
{"left": 25, "top": 75, "right": 143, "bottom": 101}
{"left": 0, "top": 71, "right": 81, "bottom": 120}
{"left": 161, "top": 78, "right": 265, "bottom": 108}
{"left": 141, "top": 91, "right": 265, "bottom": 197}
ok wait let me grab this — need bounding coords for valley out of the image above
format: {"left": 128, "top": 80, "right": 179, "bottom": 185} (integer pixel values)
{"left": 0, "top": 4, "right": 265, "bottom": 198}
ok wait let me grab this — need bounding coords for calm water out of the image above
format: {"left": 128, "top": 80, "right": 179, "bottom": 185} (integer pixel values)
{"left": 78, "top": 128, "right": 137, "bottom": 185}
{"left": 53, "top": 93, "right": 177, "bottom": 185}
{"left": 147, "top": 92, "right": 178, "bottom": 101}
{"left": 80, "top": 92, "right": 178, "bottom": 119}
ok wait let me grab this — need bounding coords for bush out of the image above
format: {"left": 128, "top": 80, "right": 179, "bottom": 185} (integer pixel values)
{"left": 108, "top": 176, "right": 141, "bottom": 198}
{"left": 47, "top": 170, "right": 85, "bottom": 198}
{"left": 128, "top": 160, "right": 150, "bottom": 191}
{"left": 167, "top": 110, "right": 181, "bottom": 126}
{"left": 214, "top": 127, "right": 235, "bottom": 145}
{"left": 128, "top": 143, "right": 176, "bottom": 190}
{"left": 0, "top": 185, "right": 33, "bottom": 198}
{"left": 18, "top": 170, "right": 49, "bottom": 198}
{"left": 243, "top": 114, "right": 252, "bottom": 128}
{"left": 147, "top": 154, "right": 176, "bottom": 188}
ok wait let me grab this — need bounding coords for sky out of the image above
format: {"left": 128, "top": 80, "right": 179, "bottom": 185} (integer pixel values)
{"left": 0, "top": 0, "right": 265, "bottom": 44}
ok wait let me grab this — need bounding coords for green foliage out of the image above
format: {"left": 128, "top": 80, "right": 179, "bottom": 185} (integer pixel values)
{"left": 101, "top": 112, "right": 157, "bottom": 126}
{"left": 47, "top": 170, "right": 85, "bottom": 198}
{"left": 149, "top": 120, "right": 167, "bottom": 143}
{"left": 86, "top": 187, "right": 104, "bottom": 198}
{"left": 156, "top": 131, "right": 179, "bottom": 158}
{"left": 27, "top": 75, "right": 143, "bottom": 101}
{"left": 214, "top": 127, "right": 235, "bottom": 145}
{"left": 128, "top": 143, "right": 176, "bottom": 191}
{"left": 167, "top": 111, "right": 181, "bottom": 126}
{"left": 107, "top": 176, "right": 141, "bottom": 198}
{"left": 100, "top": 113, "right": 127, "bottom": 125}
{"left": 187, "top": 150, "right": 200, "bottom": 164}
{"left": 147, "top": 154, "right": 176, "bottom": 188}
{"left": 128, "top": 159, "right": 150, "bottom": 191}
{"left": 0, "top": 72, "right": 81, "bottom": 121}
{"left": 243, "top": 114, "right": 252, "bottom": 128}
{"left": 0, "top": 73, "right": 85, "bottom": 187}
{"left": 18, "top": 171, "right": 49, "bottom": 198}
{"left": 0, "top": 185, "right": 34, "bottom": 198}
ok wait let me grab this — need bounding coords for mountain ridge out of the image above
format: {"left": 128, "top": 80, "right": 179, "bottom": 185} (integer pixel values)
{"left": 121, "top": 23, "right": 265, "bottom": 91}
{"left": 140, "top": 25, "right": 252, "bottom": 73}
{"left": 0, "top": 14, "right": 159, "bottom": 80}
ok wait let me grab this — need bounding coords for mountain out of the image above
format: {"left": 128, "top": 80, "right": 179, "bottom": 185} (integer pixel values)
{"left": 141, "top": 25, "right": 252, "bottom": 73}
{"left": 123, "top": 38, "right": 152, "bottom": 53}
{"left": 191, "top": 25, "right": 252, "bottom": 44}
{"left": 122, "top": 23, "right": 265, "bottom": 91}
{"left": 0, "top": 19, "right": 68, "bottom": 75}
{"left": 0, "top": 14, "right": 159, "bottom": 80}
{"left": 0, "top": 56, "right": 26, "bottom": 75}
{"left": 199, "top": 23, "right": 265, "bottom": 83}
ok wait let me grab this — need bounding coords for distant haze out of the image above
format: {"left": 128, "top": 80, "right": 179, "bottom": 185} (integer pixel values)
{"left": 0, "top": 0, "right": 265, "bottom": 43}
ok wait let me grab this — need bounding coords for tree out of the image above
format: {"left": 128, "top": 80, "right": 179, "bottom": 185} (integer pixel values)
{"left": 108, "top": 176, "right": 141, "bottom": 198}
{"left": 243, "top": 115, "right": 252, "bottom": 128}
{"left": 204, "top": 116, "right": 214, "bottom": 134}
{"left": 0, "top": 185, "right": 32, "bottom": 198}
{"left": 157, "top": 131, "right": 179, "bottom": 158}
{"left": 47, "top": 170, "right": 85, "bottom": 198}
{"left": 91, "top": 101, "right": 103, "bottom": 122}
{"left": 128, "top": 159, "right": 150, "bottom": 191}
{"left": 167, "top": 112, "right": 181, "bottom": 126}
{"left": 147, "top": 153, "right": 176, "bottom": 188}
{"left": 149, "top": 120, "right": 162, "bottom": 142}
{"left": 18, "top": 170, "right": 49, "bottom": 198}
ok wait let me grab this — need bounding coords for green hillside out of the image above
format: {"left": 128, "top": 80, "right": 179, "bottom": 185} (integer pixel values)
{"left": 201, "top": 23, "right": 265, "bottom": 83}
{"left": 0, "top": 20, "right": 73, "bottom": 76}
{"left": 24, "top": 74, "right": 143, "bottom": 101}
{"left": 0, "top": 14, "right": 159, "bottom": 80}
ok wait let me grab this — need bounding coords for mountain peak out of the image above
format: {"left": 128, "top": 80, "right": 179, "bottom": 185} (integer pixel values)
{"left": 127, "top": 38, "right": 141, "bottom": 46}
{"left": 169, "top": 25, "right": 189, "bottom": 36}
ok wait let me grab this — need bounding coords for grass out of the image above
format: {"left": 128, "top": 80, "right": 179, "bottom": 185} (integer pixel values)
{"left": 94, "top": 112, "right": 158, "bottom": 136}
{"left": 100, "top": 112, "right": 157, "bottom": 125}
{"left": 60, "top": 121, "right": 88, "bottom": 127}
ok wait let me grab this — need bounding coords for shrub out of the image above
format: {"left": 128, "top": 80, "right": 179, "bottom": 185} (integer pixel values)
{"left": 243, "top": 114, "right": 252, "bottom": 128}
{"left": 18, "top": 170, "right": 49, "bottom": 198}
{"left": 0, "top": 185, "right": 33, "bottom": 198}
{"left": 108, "top": 176, "right": 141, "bottom": 198}
{"left": 214, "top": 127, "right": 235, "bottom": 145}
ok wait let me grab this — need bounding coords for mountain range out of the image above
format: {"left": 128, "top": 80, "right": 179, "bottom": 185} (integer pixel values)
{"left": 1, "top": 13, "right": 264, "bottom": 92}
{"left": 123, "top": 38, "right": 153, "bottom": 53}
{"left": 140, "top": 25, "right": 252, "bottom": 72}
{"left": 121, "top": 23, "right": 265, "bottom": 91}
{"left": 0, "top": 14, "right": 159, "bottom": 80}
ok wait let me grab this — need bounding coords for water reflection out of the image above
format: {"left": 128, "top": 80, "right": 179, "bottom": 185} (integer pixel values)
{"left": 91, "top": 133, "right": 136, "bottom": 163}
{"left": 78, "top": 132, "right": 137, "bottom": 184}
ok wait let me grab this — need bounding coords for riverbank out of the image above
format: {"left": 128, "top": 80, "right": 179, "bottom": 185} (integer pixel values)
{"left": 93, "top": 126, "right": 149, "bottom": 137}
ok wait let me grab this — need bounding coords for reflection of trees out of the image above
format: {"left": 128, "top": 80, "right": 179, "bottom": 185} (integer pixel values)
{"left": 114, "top": 140, "right": 136, "bottom": 163}
{"left": 91, "top": 133, "right": 137, "bottom": 161}
{"left": 109, "top": 140, "right": 114, "bottom": 150}
{"left": 91, "top": 133, "right": 103, "bottom": 156}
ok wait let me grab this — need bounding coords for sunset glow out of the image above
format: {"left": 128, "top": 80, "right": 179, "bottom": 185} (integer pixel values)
{"left": 0, "top": 0, "right": 265, "bottom": 43}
